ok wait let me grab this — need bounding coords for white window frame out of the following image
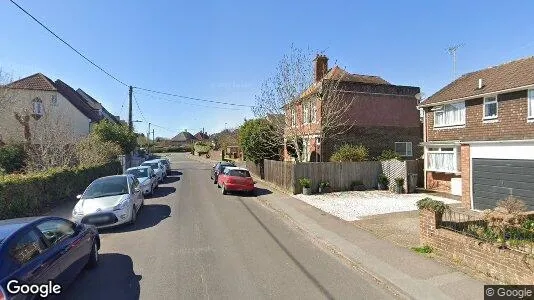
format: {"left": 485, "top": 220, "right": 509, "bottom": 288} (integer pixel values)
{"left": 528, "top": 89, "right": 534, "bottom": 120}
{"left": 426, "top": 146, "right": 459, "bottom": 173}
{"left": 32, "top": 98, "right": 44, "bottom": 116}
{"left": 310, "top": 100, "right": 317, "bottom": 123}
{"left": 483, "top": 96, "right": 498, "bottom": 120}
{"left": 290, "top": 107, "right": 296, "bottom": 127}
{"left": 433, "top": 102, "right": 466, "bottom": 128}
{"left": 302, "top": 101, "right": 310, "bottom": 124}
{"left": 394, "top": 142, "right": 413, "bottom": 157}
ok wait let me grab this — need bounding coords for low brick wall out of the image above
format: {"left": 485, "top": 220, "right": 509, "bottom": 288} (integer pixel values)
{"left": 419, "top": 209, "right": 534, "bottom": 284}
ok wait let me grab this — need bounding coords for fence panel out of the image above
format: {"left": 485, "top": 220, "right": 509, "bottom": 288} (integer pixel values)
{"left": 263, "top": 159, "right": 295, "bottom": 193}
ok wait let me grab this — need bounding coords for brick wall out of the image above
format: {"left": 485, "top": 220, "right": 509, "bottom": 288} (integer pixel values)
{"left": 425, "top": 90, "right": 534, "bottom": 142}
{"left": 419, "top": 209, "right": 534, "bottom": 284}
{"left": 425, "top": 172, "right": 459, "bottom": 193}
{"left": 460, "top": 144, "right": 471, "bottom": 208}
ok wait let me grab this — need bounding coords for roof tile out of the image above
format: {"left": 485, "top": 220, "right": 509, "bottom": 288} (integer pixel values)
{"left": 423, "top": 56, "right": 534, "bottom": 105}
{"left": 6, "top": 73, "right": 57, "bottom": 91}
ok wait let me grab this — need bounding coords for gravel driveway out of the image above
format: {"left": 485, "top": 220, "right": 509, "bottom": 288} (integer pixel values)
{"left": 293, "top": 191, "right": 460, "bottom": 221}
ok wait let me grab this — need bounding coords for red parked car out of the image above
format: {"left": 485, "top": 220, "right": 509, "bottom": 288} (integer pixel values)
{"left": 217, "top": 167, "right": 255, "bottom": 195}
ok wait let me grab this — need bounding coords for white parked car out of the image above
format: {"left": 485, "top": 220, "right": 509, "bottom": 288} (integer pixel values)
{"left": 72, "top": 175, "right": 144, "bottom": 228}
{"left": 141, "top": 160, "right": 165, "bottom": 183}
{"left": 126, "top": 166, "right": 157, "bottom": 196}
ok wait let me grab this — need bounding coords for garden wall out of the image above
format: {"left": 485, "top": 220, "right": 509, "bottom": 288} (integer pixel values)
{"left": 419, "top": 209, "right": 534, "bottom": 284}
{"left": 0, "top": 161, "right": 122, "bottom": 219}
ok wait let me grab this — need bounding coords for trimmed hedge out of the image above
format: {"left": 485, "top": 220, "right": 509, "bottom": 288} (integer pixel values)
{"left": 0, "top": 161, "right": 121, "bottom": 219}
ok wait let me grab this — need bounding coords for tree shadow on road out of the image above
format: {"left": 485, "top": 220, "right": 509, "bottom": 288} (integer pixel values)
{"left": 169, "top": 170, "right": 183, "bottom": 176}
{"left": 59, "top": 253, "right": 141, "bottom": 300}
{"left": 101, "top": 204, "right": 171, "bottom": 234}
{"left": 238, "top": 198, "right": 335, "bottom": 300}
{"left": 253, "top": 187, "right": 272, "bottom": 196}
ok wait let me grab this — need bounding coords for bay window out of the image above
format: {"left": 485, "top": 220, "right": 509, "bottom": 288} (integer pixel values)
{"left": 426, "top": 147, "right": 458, "bottom": 173}
{"left": 302, "top": 102, "right": 310, "bottom": 124}
{"left": 434, "top": 102, "right": 465, "bottom": 127}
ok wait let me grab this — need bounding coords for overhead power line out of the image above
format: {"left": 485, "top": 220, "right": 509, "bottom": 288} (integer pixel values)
{"left": 134, "top": 90, "right": 245, "bottom": 111}
{"left": 8, "top": 0, "right": 128, "bottom": 87}
{"left": 132, "top": 93, "right": 148, "bottom": 122}
{"left": 9, "top": 0, "right": 253, "bottom": 112}
{"left": 133, "top": 87, "right": 253, "bottom": 108}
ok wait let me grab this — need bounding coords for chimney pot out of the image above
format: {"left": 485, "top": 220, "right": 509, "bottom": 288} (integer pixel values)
{"left": 314, "top": 54, "right": 328, "bottom": 82}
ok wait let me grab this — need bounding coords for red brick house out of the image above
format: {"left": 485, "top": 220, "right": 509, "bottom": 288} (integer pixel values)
{"left": 283, "top": 55, "right": 422, "bottom": 162}
{"left": 419, "top": 56, "right": 534, "bottom": 211}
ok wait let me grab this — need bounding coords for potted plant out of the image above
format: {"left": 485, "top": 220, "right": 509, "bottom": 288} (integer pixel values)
{"left": 394, "top": 177, "right": 404, "bottom": 194}
{"left": 377, "top": 174, "right": 389, "bottom": 190}
{"left": 318, "top": 181, "right": 330, "bottom": 194}
{"left": 299, "top": 178, "right": 312, "bottom": 195}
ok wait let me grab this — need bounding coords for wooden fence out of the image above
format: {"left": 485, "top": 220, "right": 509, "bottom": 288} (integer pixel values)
{"left": 253, "top": 159, "right": 422, "bottom": 195}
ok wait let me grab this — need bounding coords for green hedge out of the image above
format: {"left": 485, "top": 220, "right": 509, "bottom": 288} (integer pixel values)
{"left": 0, "top": 161, "right": 122, "bottom": 220}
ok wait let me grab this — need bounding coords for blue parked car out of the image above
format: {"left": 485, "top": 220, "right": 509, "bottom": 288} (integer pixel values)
{"left": 0, "top": 216, "right": 100, "bottom": 299}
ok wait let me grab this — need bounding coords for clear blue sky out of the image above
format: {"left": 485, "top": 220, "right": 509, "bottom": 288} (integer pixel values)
{"left": 1, "top": 0, "right": 533, "bottom": 138}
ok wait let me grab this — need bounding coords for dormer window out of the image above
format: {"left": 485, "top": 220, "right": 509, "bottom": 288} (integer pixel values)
{"left": 31, "top": 97, "right": 44, "bottom": 119}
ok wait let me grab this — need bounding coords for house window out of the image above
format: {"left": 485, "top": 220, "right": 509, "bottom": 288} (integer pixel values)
{"left": 426, "top": 147, "right": 458, "bottom": 173}
{"left": 50, "top": 95, "right": 58, "bottom": 106}
{"left": 302, "top": 102, "right": 310, "bottom": 124}
{"left": 310, "top": 100, "right": 317, "bottom": 123}
{"left": 395, "top": 142, "right": 413, "bottom": 157}
{"left": 528, "top": 89, "right": 534, "bottom": 119}
{"left": 290, "top": 108, "right": 296, "bottom": 126}
{"left": 32, "top": 98, "right": 44, "bottom": 117}
{"left": 434, "top": 102, "right": 465, "bottom": 127}
{"left": 483, "top": 96, "right": 498, "bottom": 119}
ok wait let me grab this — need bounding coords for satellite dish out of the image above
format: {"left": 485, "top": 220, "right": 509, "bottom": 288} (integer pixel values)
{"left": 415, "top": 93, "right": 422, "bottom": 101}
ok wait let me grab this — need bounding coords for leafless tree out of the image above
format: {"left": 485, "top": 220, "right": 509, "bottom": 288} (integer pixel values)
{"left": 252, "top": 46, "right": 353, "bottom": 162}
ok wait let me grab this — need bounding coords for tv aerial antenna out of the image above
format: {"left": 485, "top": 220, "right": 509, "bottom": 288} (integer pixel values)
{"left": 447, "top": 43, "right": 465, "bottom": 78}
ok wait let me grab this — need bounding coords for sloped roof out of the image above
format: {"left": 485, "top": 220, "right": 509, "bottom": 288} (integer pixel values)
{"left": 77, "top": 89, "right": 120, "bottom": 124}
{"left": 194, "top": 131, "right": 209, "bottom": 140}
{"left": 301, "top": 66, "right": 390, "bottom": 98}
{"left": 6, "top": 73, "right": 57, "bottom": 91}
{"left": 55, "top": 80, "right": 101, "bottom": 122}
{"left": 172, "top": 131, "right": 197, "bottom": 142}
{"left": 422, "top": 56, "right": 534, "bottom": 106}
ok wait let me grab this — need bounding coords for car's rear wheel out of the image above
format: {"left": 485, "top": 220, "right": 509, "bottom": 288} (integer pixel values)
{"left": 87, "top": 242, "right": 99, "bottom": 269}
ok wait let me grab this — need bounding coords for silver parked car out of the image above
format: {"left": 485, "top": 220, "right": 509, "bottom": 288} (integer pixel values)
{"left": 72, "top": 175, "right": 144, "bottom": 228}
{"left": 141, "top": 160, "right": 165, "bottom": 183}
{"left": 126, "top": 166, "right": 157, "bottom": 196}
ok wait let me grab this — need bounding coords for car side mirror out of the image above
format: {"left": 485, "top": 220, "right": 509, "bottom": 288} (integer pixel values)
{"left": 76, "top": 194, "right": 82, "bottom": 200}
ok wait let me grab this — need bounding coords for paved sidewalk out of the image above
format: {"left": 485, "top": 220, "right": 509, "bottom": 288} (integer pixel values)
{"left": 255, "top": 183, "right": 488, "bottom": 300}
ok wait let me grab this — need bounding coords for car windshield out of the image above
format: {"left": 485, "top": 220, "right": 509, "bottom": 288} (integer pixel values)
{"left": 142, "top": 162, "right": 159, "bottom": 170}
{"left": 82, "top": 177, "right": 129, "bottom": 199}
{"left": 228, "top": 170, "right": 251, "bottom": 177}
{"left": 127, "top": 168, "right": 149, "bottom": 178}
{"left": 218, "top": 163, "right": 235, "bottom": 171}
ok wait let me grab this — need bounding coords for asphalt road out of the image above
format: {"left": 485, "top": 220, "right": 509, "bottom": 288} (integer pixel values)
{"left": 60, "top": 153, "right": 394, "bottom": 300}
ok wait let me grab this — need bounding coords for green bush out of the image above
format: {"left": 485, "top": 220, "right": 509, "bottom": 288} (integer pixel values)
{"left": 194, "top": 142, "right": 211, "bottom": 154}
{"left": 416, "top": 197, "right": 450, "bottom": 214}
{"left": 0, "top": 144, "right": 26, "bottom": 174}
{"left": 377, "top": 149, "right": 403, "bottom": 161}
{"left": 330, "top": 144, "right": 369, "bottom": 162}
{"left": 0, "top": 161, "right": 121, "bottom": 219}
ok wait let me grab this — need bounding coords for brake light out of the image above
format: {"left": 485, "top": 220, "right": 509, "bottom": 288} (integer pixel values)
{"left": 0, "top": 286, "right": 6, "bottom": 300}
{"left": 227, "top": 177, "right": 235, "bottom": 184}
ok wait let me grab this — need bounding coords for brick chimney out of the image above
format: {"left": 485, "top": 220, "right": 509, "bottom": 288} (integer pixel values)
{"left": 314, "top": 54, "right": 328, "bottom": 82}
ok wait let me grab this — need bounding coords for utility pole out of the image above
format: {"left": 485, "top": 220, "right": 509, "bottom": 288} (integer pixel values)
{"left": 128, "top": 86, "right": 133, "bottom": 131}
{"left": 147, "top": 122, "right": 151, "bottom": 153}
{"left": 126, "top": 86, "right": 133, "bottom": 169}
{"left": 447, "top": 43, "right": 464, "bottom": 79}
{"left": 152, "top": 129, "right": 155, "bottom": 144}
